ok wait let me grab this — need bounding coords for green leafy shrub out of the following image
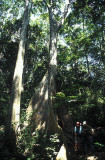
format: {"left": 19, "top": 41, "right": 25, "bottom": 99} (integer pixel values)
{"left": 32, "top": 133, "right": 61, "bottom": 160}
{"left": 45, "top": 134, "right": 60, "bottom": 159}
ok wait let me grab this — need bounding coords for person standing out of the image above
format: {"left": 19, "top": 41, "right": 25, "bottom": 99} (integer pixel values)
{"left": 74, "top": 122, "right": 81, "bottom": 151}
{"left": 82, "top": 121, "right": 94, "bottom": 154}
{"left": 79, "top": 123, "right": 82, "bottom": 135}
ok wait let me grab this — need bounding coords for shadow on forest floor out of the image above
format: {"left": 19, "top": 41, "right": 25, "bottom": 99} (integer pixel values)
{"left": 69, "top": 141, "right": 105, "bottom": 160}
{"left": 1, "top": 125, "right": 105, "bottom": 160}
{"left": 70, "top": 151, "right": 105, "bottom": 160}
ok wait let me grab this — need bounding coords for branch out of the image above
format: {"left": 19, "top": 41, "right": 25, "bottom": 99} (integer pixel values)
{"left": 58, "top": 0, "right": 71, "bottom": 31}
{"left": 43, "top": 0, "right": 50, "bottom": 9}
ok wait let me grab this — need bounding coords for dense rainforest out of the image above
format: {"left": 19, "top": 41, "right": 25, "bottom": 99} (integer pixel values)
{"left": 0, "top": 0, "right": 105, "bottom": 159}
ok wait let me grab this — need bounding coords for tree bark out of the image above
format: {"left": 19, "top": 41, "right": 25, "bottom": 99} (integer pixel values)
{"left": 26, "top": 1, "right": 72, "bottom": 159}
{"left": 47, "top": 1, "right": 72, "bottom": 159}
{"left": 5, "top": 0, "right": 29, "bottom": 151}
{"left": 25, "top": 71, "right": 49, "bottom": 132}
{"left": 47, "top": 3, "right": 58, "bottom": 134}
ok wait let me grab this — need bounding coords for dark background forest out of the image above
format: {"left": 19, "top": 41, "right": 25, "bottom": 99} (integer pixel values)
{"left": 0, "top": 0, "right": 105, "bottom": 160}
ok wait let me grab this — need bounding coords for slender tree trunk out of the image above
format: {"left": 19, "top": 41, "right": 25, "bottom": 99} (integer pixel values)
{"left": 99, "top": 23, "right": 105, "bottom": 66}
{"left": 83, "top": 14, "right": 90, "bottom": 75}
{"left": 86, "top": 53, "right": 90, "bottom": 75}
{"left": 5, "top": 0, "right": 29, "bottom": 151}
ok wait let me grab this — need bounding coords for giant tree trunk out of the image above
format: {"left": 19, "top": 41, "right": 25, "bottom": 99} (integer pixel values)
{"left": 26, "top": 71, "right": 49, "bottom": 132}
{"left": 26, "top": 1, "right": 72, "bottom": 159}
{"left": 5, "top": 0, "right": 29, "bottom": 151}
{"left": 47, "top": 1, "right": 72, "bottom": 159}
{"left": 47, "top": 4, "right": 58, "bottom": 135}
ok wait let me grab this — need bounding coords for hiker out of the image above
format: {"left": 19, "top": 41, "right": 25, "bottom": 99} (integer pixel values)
{"left": 74, "top": 122, "right": 82, "bottom": 151}
{"left": 82, "top": 121, "right": 94, "bottom": 154}
{"left": 80, "top": 123, "right": 82, "bottom": 135}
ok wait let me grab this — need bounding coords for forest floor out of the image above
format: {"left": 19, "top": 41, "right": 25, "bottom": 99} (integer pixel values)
{"left": 69, "top": 131, "right": 105, "bottom": 160}
{"left": 0, "top": 125, "right": 105, "bottom": 160}
{"left": 71, "top": 152, "right": 103, "bottom": 160}
{"left": 70, "top": 148, "right": 105, "bottom": 160}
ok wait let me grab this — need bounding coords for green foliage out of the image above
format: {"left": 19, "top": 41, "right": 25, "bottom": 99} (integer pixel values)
{"left": 56, "top": 92, "right": 66, "bottom": 98}
{"left": 54, "top": 92, "right": 66, "bottom": 109}
{"left": 17, "top": 121, "right": 60, "bottom": 160}
{"left": 17, "top": 111, "right": 60, "bottom": 159}
{"left": 45, "top": 134, "right": 60, "bottom": 159}
{"left": 17, "top": 116, "right": 38, "bottom": 159}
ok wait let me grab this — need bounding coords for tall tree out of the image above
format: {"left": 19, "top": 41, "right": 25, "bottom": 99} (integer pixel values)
{"left": 26, "top": 0, "right": 73, "bottom": 159}
{"left": 6, "top": 0, "right": 30, "bottom": 150}
{"left": 46, "top": 0, "right": 73, "bottom": 138}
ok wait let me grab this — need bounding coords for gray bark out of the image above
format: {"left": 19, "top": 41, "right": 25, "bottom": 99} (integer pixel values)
{"left": 25, "top": 1, "right": 72, "bottom": 158}
{"left": 10, "top": 0, "right": 29, "bottom": 133}
{"left": 6, "top": 0, "right": 29, "bottom": 148}
{"left": 47, "top": 1, "right": 73, "bottom": 159}
{"left": 26, "top": 71, "right": 49, "bottom": 132}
